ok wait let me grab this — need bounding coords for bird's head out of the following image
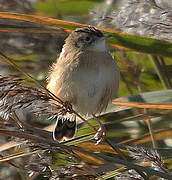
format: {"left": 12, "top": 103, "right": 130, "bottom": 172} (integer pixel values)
{"left": 65, "top": 26, "right": 108, "bottom": 52}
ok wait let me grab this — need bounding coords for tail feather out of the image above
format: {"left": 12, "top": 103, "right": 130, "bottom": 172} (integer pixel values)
{"left": 53, "top": 115, "right": 76, "bottom": 141}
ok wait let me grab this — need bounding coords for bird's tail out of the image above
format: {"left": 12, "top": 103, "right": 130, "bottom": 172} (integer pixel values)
{"left": 53, "top": 115, "right": 76, "bottom": 141}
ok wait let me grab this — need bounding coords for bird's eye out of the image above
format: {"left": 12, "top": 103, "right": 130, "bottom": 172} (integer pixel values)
{"left": 85, "top": 36, "right": 91, "bottom": 42}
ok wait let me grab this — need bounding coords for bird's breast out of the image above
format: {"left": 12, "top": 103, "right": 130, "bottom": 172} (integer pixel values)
{"left": 47, "top": 50, "right": 119, "bottom": 116}
{"left": 70, "top": 53, "right": 118, "bottom": 115}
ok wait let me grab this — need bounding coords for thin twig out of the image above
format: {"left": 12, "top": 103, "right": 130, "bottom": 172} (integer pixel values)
{"left": 112, "top": 101, "right": 172, "bottom": 109}
{"left": 0, "top": 52, "right": 64, "bottom": 104}
{"left": 144, "top": 109, "right": 158, "bottom": 148}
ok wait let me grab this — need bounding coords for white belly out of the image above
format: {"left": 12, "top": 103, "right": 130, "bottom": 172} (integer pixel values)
{"left": 48, "top": 50, "right": 120, "bottom": 117}
{"left": 72, "top": 65, "right": 114, "bottom": 115}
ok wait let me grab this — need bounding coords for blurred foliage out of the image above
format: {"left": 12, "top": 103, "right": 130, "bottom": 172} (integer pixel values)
{"left": 0, "top": 0, "right": 172, "bottom": 180}
{"left": 35, "top": 0, "right": 101, "bottom": 17}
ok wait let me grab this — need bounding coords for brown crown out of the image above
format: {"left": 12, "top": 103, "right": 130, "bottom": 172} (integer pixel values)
{"left": 74, "top": 26, "right": 104, "bottom": 37}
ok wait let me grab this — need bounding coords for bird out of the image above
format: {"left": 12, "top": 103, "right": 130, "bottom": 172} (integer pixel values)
{"left": 47, "top": 26, "right": 120, "bottom": 143}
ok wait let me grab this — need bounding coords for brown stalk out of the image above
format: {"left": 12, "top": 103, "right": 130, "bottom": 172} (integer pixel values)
{"left": 112, "top": 101, "right": 172, "bottom": 109}
{"left": 0, "top": 28, "right": 65, "bottom": 34}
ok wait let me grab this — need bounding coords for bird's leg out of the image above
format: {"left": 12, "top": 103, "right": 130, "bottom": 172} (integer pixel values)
{"left": 62, "top": 101, "right": 73, "bottom": 115}
{"left": 92, "top": 114, "right": 106, "bottom": 144}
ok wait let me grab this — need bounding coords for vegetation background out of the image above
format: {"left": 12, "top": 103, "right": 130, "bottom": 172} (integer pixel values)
{"left": 0, "top": 0, "right": 172, "bottom": 179}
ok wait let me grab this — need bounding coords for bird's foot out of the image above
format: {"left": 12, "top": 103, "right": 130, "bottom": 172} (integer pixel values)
{"left": 62, "top": 101, "right": 73, "bottom": 114}
{"left": 94, "top": 118, "right": 106, "bottom": 145}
